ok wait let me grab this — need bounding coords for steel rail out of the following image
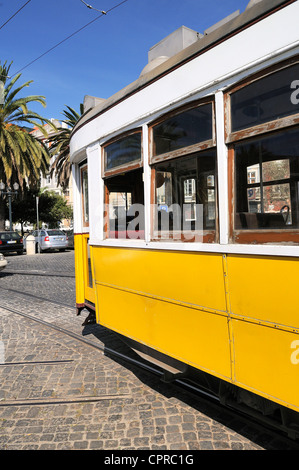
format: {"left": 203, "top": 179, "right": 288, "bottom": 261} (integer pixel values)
{"left": 1, "top": 301, "right": 299, "bottom": 448}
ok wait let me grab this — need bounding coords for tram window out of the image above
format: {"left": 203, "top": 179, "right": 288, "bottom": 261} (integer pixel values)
{"left": 152, "top": 102, "right": 213, "bottom": 157}
{"left": 104, "top": 132, "right": 142, "bottom": 171}
{"left": 230, "top": 63, "right": 299, "bottom": 133}
{"left": 104, "top": 168, "right": 145, "bottom": 239}
{"left": 234, "top": 128, "right": 299, "bottom": 231}
{"left": 81, "top": 166, "right": 89, "bottom": 226}
{"left": 153, "top": 150, "right": 217, "bottom": 242}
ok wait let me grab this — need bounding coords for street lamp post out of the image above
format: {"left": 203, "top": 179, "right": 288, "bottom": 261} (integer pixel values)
{"left": 0, "top": 182, "right": 19, "bottom": 231}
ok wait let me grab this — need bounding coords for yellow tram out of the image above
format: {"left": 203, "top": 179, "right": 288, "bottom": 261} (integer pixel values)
{"left": 70, "top": 0, "right": 299, "bottom": 436}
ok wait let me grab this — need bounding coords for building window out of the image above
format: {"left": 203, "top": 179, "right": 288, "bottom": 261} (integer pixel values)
{"left": 150, "top": 99, "right": 217, "bottom": 242}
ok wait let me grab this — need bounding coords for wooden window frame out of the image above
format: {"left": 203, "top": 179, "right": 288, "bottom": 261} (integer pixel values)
{"left": 149, "top": 97, "right": 216, "bottom": 166}
{"left": 150, "top": 161, "right": 219, "bottom": 244}
{"left": 148, "top": 99, "right": 218, "bottom": 243}
{"left": 102, "top": 128, "right": 143, "bottom": 178}
{"left": 225, "top": 57, "right": 299, "bottom": 244}
{"left": 102, "top": 129, "right": 144, "bottom": 240}
{"left": 80, "top": 163, "right": 89, "bottom": 228}
{"left": 224, "top": 55, "right": 299, "bottom": 145}
{"left": 228, "top": 146, "right": 299, "bottom": 244}
{"left": 103, "top": 172, "right": 145, "bottom": 241}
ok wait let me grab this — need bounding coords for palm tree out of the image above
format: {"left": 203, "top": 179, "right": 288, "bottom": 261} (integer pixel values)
{"left": 0, "top": 60, "right": 52, "bottom": 229}
{"left": 49, "top": 104, "right": 84, "bottom": 190}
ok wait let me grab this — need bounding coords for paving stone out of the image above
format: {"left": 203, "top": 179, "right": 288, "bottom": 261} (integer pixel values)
{"left": 0, "top": 251, "right": 295, "bottom": 451}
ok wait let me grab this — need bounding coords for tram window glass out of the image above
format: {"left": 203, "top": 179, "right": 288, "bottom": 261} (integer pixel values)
{"left": 104, "top": 168, "right": 145, "bottom": 239}
{"left": 153, "top": 150, "right": 217, "bottom": 242}
{"left": 81, "top": 166, "right": 89, "bottom": 226}
{"left": 104, "top": 132, "right": 142, "bottom": 171}
{"left": 230, "top": 63, "right": 299, "bottom": 133}
{"left": 234, "top": 128, "right": 299, "bottom": 231}
{"left": 152, "top": 102, "right": 213, "bottom": 157}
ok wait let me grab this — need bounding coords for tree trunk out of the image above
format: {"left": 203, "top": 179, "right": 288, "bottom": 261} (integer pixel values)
{"left": 0, "top": 199, "right": 5, "bottom": 230}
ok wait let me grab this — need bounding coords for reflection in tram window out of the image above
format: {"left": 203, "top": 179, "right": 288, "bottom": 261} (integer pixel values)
{"left": 105, "top": 168, "right": 145, "bottom": 239}
{"left": 230, "top": 63, "right": 299, "bottom": 132}
{"left": 154, "top": 150, "right": 217, "bottom": 242}
{"left": 104, "top": 132, "right": 141, "bottom": 171}
{"left": 153, "top": 103, "right": 213, "bottom": 156}
{"left": 235, "top": 128, "right": 299, "bottom": 230}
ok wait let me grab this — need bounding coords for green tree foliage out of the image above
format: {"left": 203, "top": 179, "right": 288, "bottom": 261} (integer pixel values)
{"left": 50, "top": 104, "right": 84, "bottom": 190}
{"left": 0, "top": 61, "right": 53, "bottom": 229}
{"left": 9, "top": 187, "right": 38, "bottom": 233}
{"left": 11, "top": 189, "right": 72, "bottom": 231}
{"left": 38, "top": 190, "right": 73, "bottom": 228}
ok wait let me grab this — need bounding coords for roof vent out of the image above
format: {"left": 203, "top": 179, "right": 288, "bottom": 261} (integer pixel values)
{"left": 140, "top": 26, "right": 202, "bottom": 77}
{"left": 246, "top": 0, "right": 264, "bottom": 10}
{"left": 83, "top": 95, "right": 105, "bottom": 113}
{"left": 139, "top": 56, "right": 170, "bottom": 77}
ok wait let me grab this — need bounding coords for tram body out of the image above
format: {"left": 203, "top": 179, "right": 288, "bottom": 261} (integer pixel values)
{"left": 71, "top": 0, "right": 299, "bottom": 435}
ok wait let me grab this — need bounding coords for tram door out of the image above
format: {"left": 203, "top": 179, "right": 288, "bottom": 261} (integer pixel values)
{"left": 82, "top": 234, "right": 95, "bottom": 305}
{"left": 78, "top": 164, "right": 95, "bottom": 309}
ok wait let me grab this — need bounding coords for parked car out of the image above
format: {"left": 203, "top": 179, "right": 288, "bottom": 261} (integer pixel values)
{"left": 29, "top": 229, "right": 69, "bottom": 253}
{"left": 0, "top": 253, "right": 7, "bottom": 271}
{"left": 0, "top": 231, "right": 23, "bottom": 255}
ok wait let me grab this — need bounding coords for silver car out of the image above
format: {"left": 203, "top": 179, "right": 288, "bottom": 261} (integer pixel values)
{"left": 31, "top": 229, "right": 69, "bottom": 253}
{"left": 0, "top": 253, "right": 7, "bottom": 271}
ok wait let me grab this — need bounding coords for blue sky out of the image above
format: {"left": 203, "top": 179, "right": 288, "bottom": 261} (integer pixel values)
{"left": 1, "top": 0, "right": 250, "bottom": 122}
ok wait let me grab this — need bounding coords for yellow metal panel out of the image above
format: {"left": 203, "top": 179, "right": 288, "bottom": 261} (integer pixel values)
{"left": 227, "top": 255, "right": 299, "bottom": 329}
{"left": 88, "top": 245, "right": 96, "bottom": 304}
{"left": 97, "top": 284, "right": 232, "bottom": 380}
{"left": 74, "top": 234, "right": 95, "bottom": 305}
{"left": 83, "top": 235, "right": 95, "bottom": 304}
{"left": 233, "top": 319, "right": 299, "bottom": 411}
{"left": 74, "top": 234, "right": 85, "bottom": 304}
{"left": 93, "top": 247, "right": 227, "bottom": 313}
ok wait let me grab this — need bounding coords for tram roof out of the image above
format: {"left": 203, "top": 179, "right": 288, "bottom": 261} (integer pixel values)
{"left": 72, "top": 0, "right": 293, "bottom": 136}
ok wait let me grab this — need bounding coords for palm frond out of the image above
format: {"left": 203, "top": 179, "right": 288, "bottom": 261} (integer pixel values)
{"left": 49, "top": 104, "right": 83, "bottom": 188}
{"left": 0, "top": 61, "right": 51, "bottom": 194}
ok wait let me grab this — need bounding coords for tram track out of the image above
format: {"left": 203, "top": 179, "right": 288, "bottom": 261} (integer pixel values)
{"left": 1, "top": 296, "right": 299, "bottom": 449}
{"left": 0, "top": 395, "right": 130, "bottom": 407}
{"left": 3, "top": 268, "right": 75, "bottom": 279}
{"left": 0, "top": 301, "right": 164, "bottom": 377}
{"left": 0, "top": 286, "right": 75, "bottom": 310}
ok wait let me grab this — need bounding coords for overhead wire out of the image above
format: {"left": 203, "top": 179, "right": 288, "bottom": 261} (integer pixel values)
{"left": 0, "top": 0, "right": 32, "bottom": 79}
{"left": 0, "top": 0, "right": 32, "bottom": 31}
{"left": 10, "top": 0, "right": 130, "bottom": 78}
{"left": 79, "top": 0, "right": 107, "bottom": 14}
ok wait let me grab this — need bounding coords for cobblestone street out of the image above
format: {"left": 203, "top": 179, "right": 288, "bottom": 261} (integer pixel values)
{"left": 0, "top": 251, "right": 297, "bottom": 452}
